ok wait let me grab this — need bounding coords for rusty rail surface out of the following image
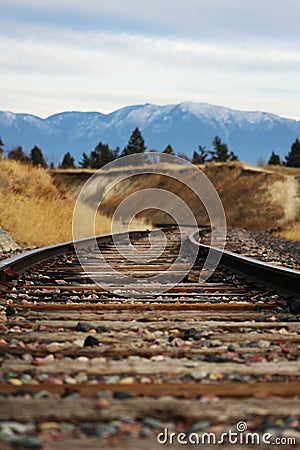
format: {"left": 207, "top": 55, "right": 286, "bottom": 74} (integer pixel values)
{"left": 0, "top": 227, "right": 299, "bottom": 450}
{"left": 0, "top": 230, "right": 148, "bottom": 281}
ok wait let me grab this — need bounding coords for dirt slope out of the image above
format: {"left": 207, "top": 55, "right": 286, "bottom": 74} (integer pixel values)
{"left": 1, "top": 160, "right": 299, "bottom": 247}
{"left": 51, "top": 162, "right": 300, "bottom": 235}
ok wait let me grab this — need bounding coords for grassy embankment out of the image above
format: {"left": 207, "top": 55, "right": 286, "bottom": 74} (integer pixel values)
{"left": 278, "top": 221, "right": 300, "bottom": 241}
{"left": 0, "top": 159, "right": 299, "bottom": 246}
{"left": 52, "top": 161, "right": 300, "bottom": 241}
{"left": 0, "top": 158, "right": 117, "bottom": 247}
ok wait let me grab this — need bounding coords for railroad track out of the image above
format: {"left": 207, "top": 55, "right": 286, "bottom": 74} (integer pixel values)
{"left": 0, "top": 227, "right": 299, "bottom": 449}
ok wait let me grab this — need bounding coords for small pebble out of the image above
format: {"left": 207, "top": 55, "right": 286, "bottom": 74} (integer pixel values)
{"left": 9, "top": 338, "right": 19, "bottom": 347}
{"left": 64, "top": 377, "right": 77, "bottom": 385}
{"left": 38, "top": 374, "right": 49, "bottom": 382}
{"left": 34, "top": 390, "right": 51, "bottom": 399}
{"left": 227, "top": 344, "right": 238, "bottom": 352}
{"left": 120, "top": 376, "right": 135, "bottom": 384}
{"left": 5, "top": 306, "right": 16, "bottom": 317}
{"left": 9, "top": 378, "right": 23, "bottom": 386}
{"left": 209, "top": 372, "right": 223, "bottom": 380}
{"left": 47, "top": 377, "right": 63, "bottom": 385}
{"left": 0, "top": 421, "right": 34, "bottom": 434}
{"left": 191, "top": 370, "right": 207, "bottom": 381}
{"left": 46, "top": 342, "right": 62, "bottom": 353}
{"left": 44, "top": 354, "right": 55, "bottom": 363}
{"left": 96, "top": 325, "right": 107, "bottom": 333}
{"left": 73, "top": 339, "right": 85, "bottom": 347}
{"left": 39, "top": 422, "right": 60, "bottom": 431}
{"left": 22, "top": 353, "right": 34, "bottom": 362}
{"left": 84, "top": 335, "right": 99, "bottom": 347}
{"left": 182, "top": 328, "right": 201, "bottom": 340}
{"left": 76, "top": 321, "right": 94, "bottom": 332}
{"left": 21, "top": 374, "right": 32, "bottom": 384}
{"left": 76, "top": 372, "right": 88, "bottom": 383}
{"left": 257, "top": 340, "right": 271, "bottom": 348}
{"left": 94, "top": 423, "right": 117, "bottom": 437}
{"left": 106, "top": 375, "right": 120, "bottom": 384}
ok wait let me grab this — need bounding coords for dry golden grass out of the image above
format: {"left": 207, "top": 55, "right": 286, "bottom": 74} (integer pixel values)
{"left": 276, "top": 222, "right": 300, "bottom": 241}
{"left": 0, "top": 159, "right": 127, "bottom": 247}
{"left": 2, "top": 159, "right": 298, "bottom": 247}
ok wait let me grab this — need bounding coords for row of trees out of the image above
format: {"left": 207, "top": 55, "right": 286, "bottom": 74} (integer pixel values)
{"left": 79, "top": 127, "right": 147, "bottom": 169}
{"left": 79, "top": 131, "right": 240, "bottom": 168}
{"left": 0, "top": 128, "right": 238, "bottom": 169}
{"left": 267, "top": 139, "right": 300, "bottom": 167}
{"left": 1, "top": 136, "right": 50, "bottom": 167}
{"left": 1, "top": 128, "right": 300, "bottom": 168}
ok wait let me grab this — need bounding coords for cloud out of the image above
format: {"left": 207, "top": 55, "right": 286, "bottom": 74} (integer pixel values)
{"left": 1, "top": 26, "right": 299, "bottom": 76}
{"left": 0, "top": 1, "right": 300, "bottom": 119}
{"left": 2, "top": 0, "right": 300, "bottom": 42}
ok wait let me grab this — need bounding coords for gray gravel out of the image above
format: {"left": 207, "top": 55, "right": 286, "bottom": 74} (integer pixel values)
{"left": 225, "top": 228, "right": 300, "bottom": 270}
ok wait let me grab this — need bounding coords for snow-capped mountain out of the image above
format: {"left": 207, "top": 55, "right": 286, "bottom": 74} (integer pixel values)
{"left": 0, "top": 102, "right": 299, "bottom": 165}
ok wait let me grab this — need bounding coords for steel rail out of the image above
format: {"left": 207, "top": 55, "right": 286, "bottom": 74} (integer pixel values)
{"left": 0, "top": 227, "right": 299, "bottom": 449}
{"left": 2, "top": 227, "right": 299, "bottom": 297}
{"left": 0, "top": 230, "right": 149, "bottom": 281}
{"left": 188, "top": 231, "right": 300, "bottom": 297}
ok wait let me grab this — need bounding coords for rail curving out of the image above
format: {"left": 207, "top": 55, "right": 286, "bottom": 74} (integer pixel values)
{"left": 188, "top": 230, "right": 300, "bottom": 297}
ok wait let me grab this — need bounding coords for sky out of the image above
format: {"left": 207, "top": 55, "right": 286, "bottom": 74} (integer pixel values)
{"left": 1, "top": 0, "right": 300, "bottom": 120}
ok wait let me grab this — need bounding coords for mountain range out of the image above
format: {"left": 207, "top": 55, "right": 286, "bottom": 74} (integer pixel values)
{"left": 0, "top": 102, "right": 299, "bottom": 165}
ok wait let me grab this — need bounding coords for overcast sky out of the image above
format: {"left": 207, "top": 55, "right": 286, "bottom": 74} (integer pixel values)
{"left": 1, "top": 0, "right": 300, "bottom": 119}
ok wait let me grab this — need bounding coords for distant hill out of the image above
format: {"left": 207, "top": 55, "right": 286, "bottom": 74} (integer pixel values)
{"left": 0, "top": 102, "right": 299, "bottom": 165}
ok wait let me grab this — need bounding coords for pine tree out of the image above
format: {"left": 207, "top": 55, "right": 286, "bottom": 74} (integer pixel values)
{"left": 0, "top": 136, "right": 4, "bottom": 156}
{"left": 229, "top": 151, "right": 238, "bottom": 162}
{"left": 209, "top": 136, "right": 238, "bottom": 162}
{"left": 268, "top": 151, "right": 281, "bottom": 165}
{"left": 192, "top": 145, "right": 208, "bottom": 164}
{"left": 285, "top": 138, "right": 300, "bottom": 167}
{"left": 163, "top": 144, "right": 175, "bottom": 155}
{"left": 89, "top": 142, "right": 116, "bottom": 168}
{"left": 79, "top": 152, "right": 91, "bottom": 168}
{"left": 122, "top": 127, "right": 146, "bottom": 156}
{"left": 60, "top": 152, "right": 75, "bottom": 169}
{"left": 113, "top": 146, "right": 120, "bottom": 160}
{"left": 30, "top": 145, "right": 48, "bottom": 168}
{"left": 8, "top": 146, "right": 30, "bottom": 163}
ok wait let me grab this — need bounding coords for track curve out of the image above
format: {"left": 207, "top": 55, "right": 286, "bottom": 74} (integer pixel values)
{"left": 0, "top": 227, "right": 299, "bottom": 450}
{"left": 189, "top": 230, "right": 300, "bottom": 297}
